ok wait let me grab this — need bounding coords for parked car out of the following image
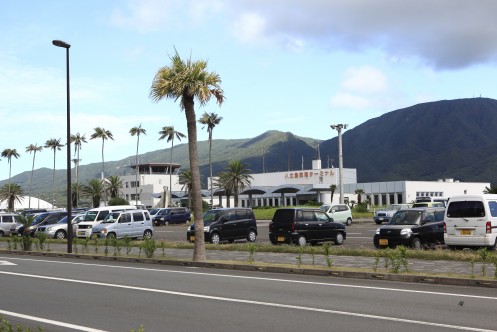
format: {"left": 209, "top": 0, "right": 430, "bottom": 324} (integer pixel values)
{"left": 153, "top": 207, "right": 191, "bottom": 226}
{"left": 187, "top": 208, "right": 257, "bottom": 244}
{"left": 269, "top": 208, "right": 346, "bottom": 246}
{"left": 91, "top": 210, "right": 154, "bottom": 239}
{"left": 444, "top": 194, "right": 497, "bottom": 250}
{"left": 319, "top": 204, "right": 353, "bottom": 225}
{"left": 11, "top": 211, "right": 67, "bottom": 237}
{"left": 35, "top": 214, "right": 84, "bottom": 239}
{"left": 373, "top": 204, "right": 412, "bottom": 224}
{"left": 373, "top": 207, "right": 446, "bottom": 249}
{"left": 76, "top": 205, "right": 137, "bottom": 238}
{"left": 0, "top": 213, "right": 20, "bottom": 236}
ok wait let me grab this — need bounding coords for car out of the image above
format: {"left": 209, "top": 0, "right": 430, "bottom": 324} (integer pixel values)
{"left": 153, "top": 207, "right": 191, "bottom": 226}
{"left": 373, "top": 204, "right": 412, "bottom": 224}
{"left": 412, "top": 202, "right": 445, "bottom": 208}
{"left": 35, "top": 214, "right": 84, "bottom": 239}
{"left": 373, "top": 207, "right": 446, "bottom": 249}
{"left": 444, "top": 194, "right": 497, "bottom": 250}
{"left": 269, "top": 208, "right": 346, "bottom": 246}
{"left": 0, "top": 213, "right": 20, "bottom": 236}
{"left": 319, "top": 204, "right": 353, "bottom": 225}
{"left": 91, "top": 209, "right": 154, "bottom": 239}
{"left": 11, "top": 211, "right": 67, "bottom": 237}
{"left": 187, "top": 208, "right": 257, "bottom": 244}
{"left": 76, "top": 205, "right": 138, "bottom": 238}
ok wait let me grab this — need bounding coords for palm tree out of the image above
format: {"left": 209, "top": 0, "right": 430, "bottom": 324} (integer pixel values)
{"left": 70, "top": 132, "right": 87, "bottom": 207}
{"left": 158, "top": 126, "right": 186, "bottom": 208}
{"left": 198, "top": 112, "right": 223, "bottom": 207}
{"left": 130, "top": 124, "right": 146, "bottom": 205}
{"left": 214, "top": 175, "right": 232, "bottom": 208}
{"left": 105, "top": 175, "right": 123, "bottom": 199}
{"left": 25, "top": 144, "right": 42, "bottom": 209}
{"left": 179, "top": 168, "right": 193, "bottom": 211}
{"left": 0, "top": 183, "right": 24, "bottom": 211}
{"left": 71, "top": 183, "right": 83, "bottom": 208}
{"left": 150, "top": 50, "right": 224, "bottom": 262}
{"left": 90, "top": 127, "right": 114, "bottom": 180}
{"left": 45, "top": 138, "right": 63, "bottom": 208}
{"left": 218, "top": 160, "right": 253, "bottom": 207}
{"left": 355, "top": 188, "right": 365, "bottom": 205}
{"left": 81, "top": 179, "right": 106, "bottom": 208}
{"left": 329, "top": 184, "right": 337, "bottom": 204}
{"left": 1, "top": 148, "right": 21, "bottom": 202}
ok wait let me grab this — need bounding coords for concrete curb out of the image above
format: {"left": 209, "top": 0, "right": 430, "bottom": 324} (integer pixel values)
{"left": 3, "top": 249, "right": 496, "bottom": 289}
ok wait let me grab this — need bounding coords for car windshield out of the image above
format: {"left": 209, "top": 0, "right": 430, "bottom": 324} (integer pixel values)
{"left": 149, "top": 208, "right": 160, "bottom": 215}
{"left": 83, "top": 211, "right": 98, "bottom": 221}
{"left": 30, "top": 214, "right": 48, "bottom": 226}
{"left": 203, "top": 210, "right": 224, "bottom": 222}
{"left": 158, "top": 209, "right": 171, "bottom": 216}
{"left": 319, "top": 205, "right": 331, "bottom": 213}
{"left": 386, "top": 205, "right": 403, "bottom": 211}
{"left": 45, "top": 217, "right": 62, "bottom": 225}
{"left": 389, "top": 210, "right": 422, "bottom": 225}
{"left": 101, "top": 212, "right": 121, "bottom": 224}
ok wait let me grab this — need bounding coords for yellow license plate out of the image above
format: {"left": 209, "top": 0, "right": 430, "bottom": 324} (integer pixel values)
{"left": 277, "top": 236, "right": 285, "bottom": 242}
{"left": 77, "top": 231, "right": 85, "bottom": 236}
{"left": 190, "top": 236, "right": 195, "bottom": 242}
{"left": 379, "top": 239, "right": 388, "bottom": 246}
{"left": 460, "top": 229, "right": 473, "bottom": 236}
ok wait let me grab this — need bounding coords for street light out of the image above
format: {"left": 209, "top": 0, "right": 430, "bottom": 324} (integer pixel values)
{"left": 330, "top": 124, "right": 348, "bottom": 204}
{"left": 52, "top": 39, "right": 72, "bottom": 253}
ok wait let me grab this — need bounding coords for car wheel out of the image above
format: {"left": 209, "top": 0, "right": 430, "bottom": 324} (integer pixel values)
{"left": 334, "top": 232, "right": 345, "bottom": 245}
{"left": 143, "top": 230, "right": 153, "bottom": 239}
{"left": 247, "top": 230, "right": 257, "bottom": 242}
{"left": 374, "top": 220, "right": 382, "bottom": 225}
{"left": 270, "top": 238, "right": 278, "bottom": 245}
{"left": 489, "top": 239, "right": 497, "bottom": 251}
{"left": 210, "top": 233, "right": 221, "bottom": 244}
{"left": 107, "top": 233, "right": 116, "bottom": 239}
{"left": 346, "top": 218, "right": 352, "bottom": 226}
{"left": 297, "top": 235, "right": 307, "bottom": 246}
{"left": 411, "top": 237, "right": 422, "bottom": 250}
{"left": 0, "top": 231, "right": 4, "bottom": 237}
{"left": 55, "top": 230, "right": 67, "bottom": 239}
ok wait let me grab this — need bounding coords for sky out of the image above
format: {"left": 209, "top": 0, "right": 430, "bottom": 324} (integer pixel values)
{"left": 2, "top": 0, "right": 497, "bottom": 181}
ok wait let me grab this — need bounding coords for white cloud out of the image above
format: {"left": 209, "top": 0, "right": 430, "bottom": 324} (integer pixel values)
{"left": 110, "top": 0, "right": 178, "bottom": 32}
{"left": 330, "top": 93, "right": 371, "bottom": 109}
{"left": 232, "top": 12, "right": 267, "bottom": 44}
{"left": 341, "top": 66, "right": 388, "bottom": 94}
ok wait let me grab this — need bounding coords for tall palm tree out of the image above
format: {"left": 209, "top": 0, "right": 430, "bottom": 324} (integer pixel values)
{"left": 1, "top": 148, "right": 21, "bottom": 201}
{"left": 105, "top": 175, "right": 123, "bottom": 199}
{"left": 25, "top": 144, "right": 42, "bottom": 209}
{"left": 355, "top": 188, "right": 365, "bottom": 204}
{"left": 214, "top": 175, "right": 232, "bottom": 208}
{"left": 150, "top": 50, "right": 224, "bottom": 262}
{"left": 130, "top": 124, "right": 146, "bottom": 205}
{"left": 158, "top": 126, "right": 186, "bottom": 208}
{"left": 198, "top": 112, "right": 223, "bottom": 207}
{"left": 81, "top": 179, "right": 106, "bottom": 208}
{"left": 45, "top": 138, "right": 63, "bottom": 208}
{"left": 90, "top": 127, "right": 114, "bottom": 180}
{"left": 329, "top": 184, "right": 337, "bottom": 204}
{"left": 70, "top": 132, "right": 87, "bottom": 207}
{"left": 0, "top": 183, "right": 24, "bottom": 211}
{"left": 218, "top": 160, "right": 253, "bottom": 207}
{"left": 179, "top": 168, "right": 193, "bottom": 211}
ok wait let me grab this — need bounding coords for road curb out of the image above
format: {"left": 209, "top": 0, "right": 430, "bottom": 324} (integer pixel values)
{"left": 3, "top": 249, "right": 496, "bottom": 288}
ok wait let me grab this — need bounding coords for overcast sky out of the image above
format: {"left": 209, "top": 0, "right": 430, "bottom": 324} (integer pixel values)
{"left": 1, "top": 0, "right": 497, "bottom": 182}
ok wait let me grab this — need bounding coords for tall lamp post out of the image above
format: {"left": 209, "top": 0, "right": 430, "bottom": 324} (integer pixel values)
{"left": 52, "top": 39, "right": 72, "bottom": 253}
{"left": 330, "top": 124, "right": 348, "bottom": 204}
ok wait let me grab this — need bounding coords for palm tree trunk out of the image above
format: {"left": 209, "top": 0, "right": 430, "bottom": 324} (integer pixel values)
{"left": 135, "top": 135, "right": 139, "bottom": 205}
{"left": 208, "top": 132, "right": 213, "bottom": 207}
{"left": 101, "top": 139, "right": 105, "bottom": 180}
{"left": 76, "top": 148, "right": 80, "bottom": 207}
{"left": 52, "top": 152, "right": 56, "bottom": 208}
{"left": 29, "top": 152, "right": 36, "bottom": 209}
{"left": 169, "top": 140, "right": 174, "bottom": 207}
{"left": 184, "top": 97, "right": 206, "bottom": 262}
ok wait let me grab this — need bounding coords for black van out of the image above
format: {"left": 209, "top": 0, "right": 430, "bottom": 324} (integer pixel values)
{"left": 269, "top": 208, "right": 346, "bottom": 246}
{"left": 187, "top": 208, "right": 257, "bottom": 244}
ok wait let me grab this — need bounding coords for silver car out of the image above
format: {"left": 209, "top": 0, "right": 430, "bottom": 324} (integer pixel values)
{"left": 35, "top": 214, "right": 84, "bottom": 239}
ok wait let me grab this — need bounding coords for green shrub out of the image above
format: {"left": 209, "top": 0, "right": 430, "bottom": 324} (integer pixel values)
{"left": 141, "top": 238, "right": 156, "bottom": 258}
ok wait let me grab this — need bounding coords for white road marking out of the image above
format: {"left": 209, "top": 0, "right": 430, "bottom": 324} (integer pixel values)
{"left": 0, "top": 260, "right": 16, "bottom": 266}
{"left": 0, "top": 309, "right": 106, "bottom": 331}
{"left": 0, "top": 270, "right": 495, "bottom": 332}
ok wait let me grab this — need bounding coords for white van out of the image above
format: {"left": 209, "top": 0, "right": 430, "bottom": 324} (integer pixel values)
{"left": 91, "top": 210, "right": 153, "bottom": 239}
{"left": 444, "top": 194, "right": 497, "bottom": 249}
{"left": 75, "top": 205, "right": 137, "bottom": 238}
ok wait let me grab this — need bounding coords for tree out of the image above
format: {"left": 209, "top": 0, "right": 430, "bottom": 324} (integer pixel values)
{"left": 329, "top": 184, "right": 337, "bottom": 204}
{"left": 158, "top": 126, "right": 186, "bottom": 208}
{"left": 81, "top": 179, "right": 106, "bottom": 208}
{"left": 90, "top": 127, "right": 114, "bottom": 180}
{"left": 105, "top": 175, "right": 123, "bottom": 199}
{"left": 45, "top": 138, "right": 64, "bottom": 208}
{"left": 70, "top": 132, "right": 87, "bottom": 207}
{"left": 214, "top": 176, "right": 232, "bottom": 208}
{"left": 130, "top": 124, "right": 146, "bottom": 205}
{"left": 0, "top": 183, "right": 24, "bottom": 211}
{"left": 217, "top": 160, "right": 252, "bottom": 207}
{"left": 355, "top": 188, "right": 365, "bottom": 204}
{"left": 198, "top": 112, "right": 223, "bottom": 207}
{"left": 71, "top": 182, "right": 83, "bottom": 208}
{"left": 25, "top": 144, "right": 42, "bottom": 209}
{"left": 179, "top": 168, "right": 193, "bottom": 212}
{"left": 150, "top": 50, "right": 224, "bottom": 262}
{"left": 1, "top": 148, "right": 20, "bottom": 204}
{"left": 484, "top": 186, "right": 497, "bottom": 194}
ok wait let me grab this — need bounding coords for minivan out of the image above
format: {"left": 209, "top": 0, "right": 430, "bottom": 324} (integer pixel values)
{"left": 187, "top": 208, "right": 257, "bottom": 244}
{"left": 91, "top": 210, "right": 153, "bottom": 239}
{"left": 76, "top": 205, "right": 137, "bottom": 238}
{"left": 319, "top": 204, "right": 353, "bottom": 225}
{"left": 153, "top": 207, "right": 191, "bottom": 226}
{"left": 0, "top": 213, "right": 19, "bottom": 236}
{"left": 444, "top": 194, "right": 497, "bottom": 250}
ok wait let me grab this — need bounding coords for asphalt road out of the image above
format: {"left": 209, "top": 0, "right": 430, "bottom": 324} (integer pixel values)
{"left": 1, "top": 254, "right": 497, "bottom": 332}
{"left": 153, "top": 220, "right": 378, "bottom": 248}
